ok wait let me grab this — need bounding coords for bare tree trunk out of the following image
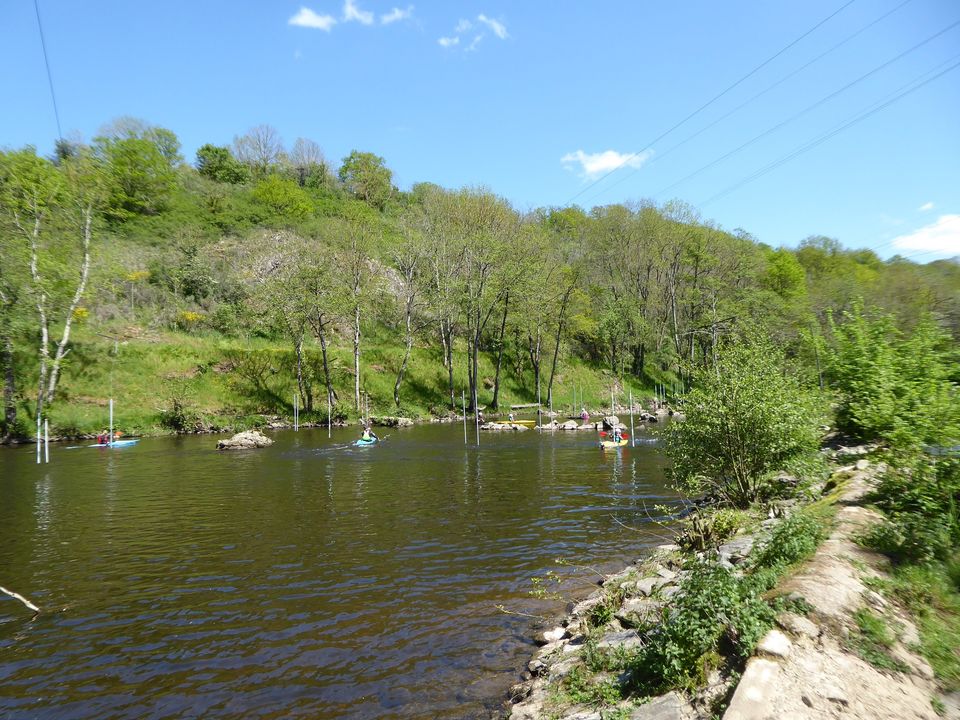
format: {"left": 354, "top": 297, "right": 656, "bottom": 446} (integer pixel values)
{"left": 45, "top": 205, "right": 93, "bottom": 405}
{"left": 353, "top": 301, "right": 361, "bottom": 413}
{"left": 546, "top": 288, "right": 572, "bottom": 408}
{"left": 2, "top": 332, "right": 15, "bottom": 439}
{"left": 394, "top": 294, "right": 415, "bottom": 407}
{"left": 316, "top": 316, "right": 337, "bottom": 409}
{"left": 490, "top": 292, "right": 509, "bottom": 410}
{"left": 527, "top": 327, "right": 542, "bottom": 407}
{"left": 28, "top": 214, "right": 49, "bottom": 421}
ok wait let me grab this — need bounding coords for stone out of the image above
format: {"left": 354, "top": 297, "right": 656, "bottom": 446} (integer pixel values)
{"left": 534, "top": 626, "right": 568, "bottom": 645}
{"left": 821, "top": 682, "right": 848, "bottom": 705}
{"left": 635, "top": 576, "right": 668, "bottom": 596}
{"left": 602, "top": 415, "right": 620, "bottom": 429}
{"left": 596, "top": 629, "right": 644, "bottom": 651}
{"left": 616, "top": 598, "right": 663, "bottom": 627}
{"left": 724, "top": 657, "right": 781, "bottom": 719}
{"left": 756, "top": 629, "right": 792, "bottom": 658}
{"left": 855, "top": 458, "right": 870, "bottom": 470}
{"left": 775, "top": 612, "right": 820, "bottom": 639}
{"left": 216, "top": 430, "right": 273, "bottom": 450}
{"left": 718, "top": 536, "right": 755, "bottom": 563}
{"left": 655, "top": 567, "right": 677, "bottom": 580}
{"left": 628, "top": 691, "right": 694, "bottom": 719}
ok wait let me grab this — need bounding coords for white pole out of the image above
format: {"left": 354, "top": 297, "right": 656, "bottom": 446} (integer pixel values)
{"left": 629, "top": 390, "right": 635, "bottom": 447}
{"left": 109, "top": 398, "right": 114, "bottom": 447}
{"left": 327, "top": 392, "right": 331, "bottom": 439}
{"left": 474, "top": 384, "right": 480, "bottom": 446}
{"left": 44, "top": 419, "right": 49, "bottom": 463}
{"left": 36, "top": 414, "right": 40, "bottom": 464}
{"left": 462, "top": 390, "right": 467, "bottom": 445}
{"left": 610, "top": 387, "right": 615, "bottom": 415}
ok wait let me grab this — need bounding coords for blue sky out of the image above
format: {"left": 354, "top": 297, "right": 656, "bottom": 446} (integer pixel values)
{"left": 2, "top": 0, "right": 958, "bottom": 260}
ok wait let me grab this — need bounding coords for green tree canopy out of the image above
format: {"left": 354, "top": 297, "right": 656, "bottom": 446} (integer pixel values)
{"left": 338, "top": 150, "right": 394, "bottom": 210}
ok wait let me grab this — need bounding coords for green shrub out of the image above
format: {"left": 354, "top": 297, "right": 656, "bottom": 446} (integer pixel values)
{"left": 665, "top": 335, "right": 823, "bottom": 508}
{"left": 753, "top": 513, "right": 824, "bottom": 570}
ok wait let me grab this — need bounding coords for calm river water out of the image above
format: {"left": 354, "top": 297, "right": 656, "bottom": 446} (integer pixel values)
{"left": 0, "top": 422, "right": 680, "bottom": 719}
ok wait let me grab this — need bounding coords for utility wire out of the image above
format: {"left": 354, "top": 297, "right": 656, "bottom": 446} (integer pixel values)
{"left": 655, "top": 18, "right": 960, "bottom": 199}
{"left": 582, "top": 0, "right": 915, "bottom": 206}
{"left": 34, "top": 0, "right": 62, "bottom": 141}
{"left": 564, "top": 0, "right": 857, "bottom": 205}
{"left": 697, "top": 55, "right": 960, "bottom": 207}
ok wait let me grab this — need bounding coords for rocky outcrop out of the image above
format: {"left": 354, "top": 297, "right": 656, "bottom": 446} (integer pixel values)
{"left": 371, "top": 416, "right": 414, "bottom": 427}
{"left": 216, "top": 430, "right": 273, "bottom": 450}
{"left": 481, "top": 422, "right": 530, "bottom": 432}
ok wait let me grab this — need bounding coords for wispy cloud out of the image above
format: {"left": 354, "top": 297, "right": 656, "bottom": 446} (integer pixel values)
{"left": 477, "top": 14, "right": 508, "bottom": 39}
{"left": 561, "top": 149, "right": 655, "bottom": 179}
{"left": 892, "top": 214, "right": 960, "bottom": 257}
{"left": 438, "top": 14, "right": 508, "bottom": 50}
{"left": 919, "top": 201, "right": 934, "bottom": 212}
{"left": 343, "top": 0, "right": 373, "bottom": 25}
{"left": 289, "top": 7, "right": 337, "bottom": 31}
{"left": 381, "top": 5, "right": 413, "bottom": 24}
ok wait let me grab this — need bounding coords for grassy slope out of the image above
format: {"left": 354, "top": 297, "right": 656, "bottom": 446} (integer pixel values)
{"left": 41, "top": 322, "right": 657, "bottom": 437}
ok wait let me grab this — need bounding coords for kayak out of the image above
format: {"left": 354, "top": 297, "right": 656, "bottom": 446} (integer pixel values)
{"left": 599, "top": 438, "right": 628, "bottom": 449}
{"left": 494, "top": 419, "right": 536, "bottom": 427}
{"left": 355, "top": 437, "right": 378, "bottom": 447}
{"left": 88, "top": 439, "right": 139, "bottom": 448}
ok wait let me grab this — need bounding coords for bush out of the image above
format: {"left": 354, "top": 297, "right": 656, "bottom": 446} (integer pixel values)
{"left": 753, "top": 512, "right": 824, "bottom": 570}
{"left": 665, "top": 335, "right": 823, "bottom": 508}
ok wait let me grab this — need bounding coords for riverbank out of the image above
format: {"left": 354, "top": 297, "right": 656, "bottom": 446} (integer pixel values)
{"left": 4, "top": 323, "right": 665, "bottom": 443}
{"left": 501, "top": 452, "right": 960, "bottom": 719}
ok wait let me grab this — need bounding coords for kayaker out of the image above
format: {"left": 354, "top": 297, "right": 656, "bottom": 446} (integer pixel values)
{"left": 508, "top": 412, "right": 515, "bottom": 422}
{"left": 581, "top": 407, "right": 589, "bottom": 423}
{"left": 612, "top": 426, "right": 622, "bottom": 443}
{"left": 360, "top": 426, "right": 378, "bottom": 442}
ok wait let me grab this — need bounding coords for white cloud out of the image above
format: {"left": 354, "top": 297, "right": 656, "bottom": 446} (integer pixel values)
{"left": 477, "top": 13, "right": 507, "bottom": 39}
{"left": 455, "top": 18, "right": 473, "bottom": 33}
{"left": 381, "top": 5, "right": 413, "bottom": 24}
{"left": 561, "top": 149, "right": 655, "bottom": 179}
{"left": 343, "top": 0, "right": 373, "bottom": 25}
{"left": 892, "top": 214, "right": 960, "bottom": 256}
{"left": 466, "top": 34, "right": 483, "bottom": 52}
{"left": 438, "top": 35, "right": 459, "bottom": 47}
{"left": 289, "top": 7, "right": 337, "bottom": 31}
{"left": 919, "top": 201, "right": 934, "bottom": 212}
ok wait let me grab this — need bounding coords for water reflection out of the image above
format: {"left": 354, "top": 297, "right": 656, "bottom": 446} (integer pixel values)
{"left": 0, "top": 423, "right": 679, "bottom": 720}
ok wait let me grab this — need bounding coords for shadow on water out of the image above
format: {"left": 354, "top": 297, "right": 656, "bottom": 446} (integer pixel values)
{"left": 0, "top": 423, "right": 681, "bottom": 720}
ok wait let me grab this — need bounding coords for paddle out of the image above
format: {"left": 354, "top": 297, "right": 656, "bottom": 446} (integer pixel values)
{"left": 599, "top": 431, "right": 629, "bottom": 438}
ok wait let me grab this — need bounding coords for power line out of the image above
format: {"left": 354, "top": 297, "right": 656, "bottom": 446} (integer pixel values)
{"left": 581, "top": 0, "right": 915, "bottom": 206}
{"left": 34, "top": 0, "right": 62, "bottom": 141}
{"left": 656, "top": 18, "right": 960, "bottom": 200}
{"left": 564, "top": 0, "right": 857, "bottom": 205}
{"left": 697, "top": 55, "right": 960, "bottom": 207}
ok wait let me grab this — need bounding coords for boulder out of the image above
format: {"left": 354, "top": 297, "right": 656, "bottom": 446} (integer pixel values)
{"left": 559, "top": 420, "right": 579, "bottom": 430}
{"left": 371, "top": 416, "right": 414, "bottom": 427}
{"left": 481, "top": 422, "right": 530, "bottom": 432}
{"left": 602, "top": 415, "right": 620, "bottom": 429}
{"left": 217, "top": 430, "right": 273, "bottom": 450}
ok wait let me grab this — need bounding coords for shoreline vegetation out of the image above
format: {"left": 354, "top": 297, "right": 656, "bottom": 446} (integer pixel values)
{"left": 2, "top": 119, "right": 958, "bottom": 717}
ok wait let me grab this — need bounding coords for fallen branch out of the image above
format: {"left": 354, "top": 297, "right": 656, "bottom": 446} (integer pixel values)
{"left": 0, "top": 585, "right": 40, "bottom": 617}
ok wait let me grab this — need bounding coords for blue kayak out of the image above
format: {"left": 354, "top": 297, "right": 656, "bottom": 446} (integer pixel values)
{"left": 354, "top": 437, "right": 378, "bottom": 447}
{"left": 88, "top": 439, "right": 140, "bottom": 448}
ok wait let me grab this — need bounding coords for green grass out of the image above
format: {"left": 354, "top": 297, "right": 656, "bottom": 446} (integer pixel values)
{"left": 22, "top": 321, "right": 657, "bottom": 437}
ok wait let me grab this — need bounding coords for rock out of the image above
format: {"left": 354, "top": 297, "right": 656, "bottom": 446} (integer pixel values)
{"left": 821, "top": 682, "right": 848, "bottom": 705}
{"left": 628, "top": 691, "right": 694, "bottom": 719}
{"left": 718, "top": 536, "right": 755, "bottom": 564}
{"left": 370, "top": 416, "right": 413, "bottom": 427}
{"left": 534, "top": 626, "right": 568, "bottom": 645}
{"left": 602, "top": 415, "right": 620, "bottom": 429}
{"left": 596, "top": 629, "right": 644, "bottom": 651}
{"left": 656, "top": 567, "right": 677, "bottom": 580}
{"left": 616, "top": 599, "right": 663, "bottom": 627}
{"left": 775, "top": 612, "right": 820, "bottom": 639}
{"left": 756, "top": 629, "right": 792, "bottom": 658}
{"left": 216, "top": 430, "right": 273, "bottom": 450}
{"left": 855, "top": 458, "right": 870, "bottom": 470}
{"left": 724, "top": 657, "right": 781, "bottom": 719}
{"left": 635, "top": 576, "right": 669, "bottom": 596}
{"left": 481, "top": 422, "right": 529, "bottom": 432}
{"left": 559, "top": 420, "right": 579, "bottom": 430}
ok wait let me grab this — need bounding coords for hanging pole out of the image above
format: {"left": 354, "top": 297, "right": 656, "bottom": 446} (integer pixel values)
{"left": 109, "top": 398, "right": 114, "bottom": 447}
{"left": 36, "top": 413, "right": 41, "bottom": 464}
{"left": 629, "top": 390, "right": 635, "bottom": 447}
{"left": 610, "top": 386, "right": 615, "bottom": 416}
{"left": 44, "top": 419, "right": 49, "bottom": 463}
{"left": 327, "top": 392, "right": 332, "bottom": 439}
{"left": 462, "top": 390, "right": 467, "bottom": 445}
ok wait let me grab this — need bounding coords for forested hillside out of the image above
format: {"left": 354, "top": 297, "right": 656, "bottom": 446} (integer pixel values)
{"left": 1, "top": 118, "right": 958, "bottom": 439}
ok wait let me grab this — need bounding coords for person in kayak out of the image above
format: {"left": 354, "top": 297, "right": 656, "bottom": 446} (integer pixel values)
{"left": 612, "top": 426, "right": 622, "bottom": 443}
{"left": 360, "top": 426, "right": 378, "bottom": 442}
{"left": 581, "top": 407, "right": 589, "bottom": 423}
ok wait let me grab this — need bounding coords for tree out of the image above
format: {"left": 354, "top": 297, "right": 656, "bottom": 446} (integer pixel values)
{"left": 338, "top": 150, "right": 393, "bottom": 210}
{"left": 252, "top": 175, "right": 313, "bottom": 220}
{"left": 0, "top": 147, "right": 102, "bottom": 423}
{"left": 233, "top": 124, "right": 285, "bottom": 178}
{"left": 665, "top": 335, "right": 823, "bottom": 507}
{"left": 290, "top": 138, "right": 333, "bottom": 189}
{"left": 95, "top": 134, "right": 179, "bottom": 219}
{"left": 196, "top": 144, "right": 249, "bottom": 184}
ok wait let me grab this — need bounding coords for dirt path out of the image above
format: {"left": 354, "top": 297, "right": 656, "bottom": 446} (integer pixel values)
{"left": 724, "top": 465, "right": 956, "bottom": 720}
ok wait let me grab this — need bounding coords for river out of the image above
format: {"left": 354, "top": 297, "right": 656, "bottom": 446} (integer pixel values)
{"left": 0, "top": 422, "right": 680, "bottom": 719}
